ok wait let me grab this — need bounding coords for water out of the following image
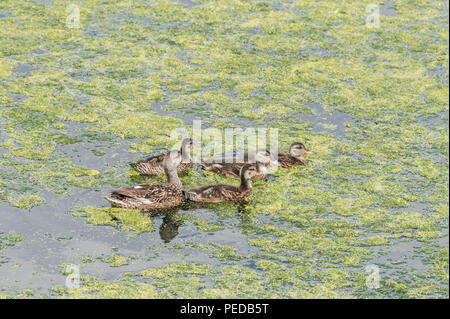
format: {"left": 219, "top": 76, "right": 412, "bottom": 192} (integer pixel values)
{"left": 0, "top": 0, "right": 448, "bottom": 298}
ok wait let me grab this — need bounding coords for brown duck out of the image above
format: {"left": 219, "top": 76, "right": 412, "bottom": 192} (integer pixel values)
{"left": 201, "top": 160, "right": 269, "bottom": 180}
{"left": 200, "top": 142, "right": 314, "bottom": 179}
{"left": 276, "top": 142, "right": 314, "bottom": 168}
{"left": 104, "top": 151, "right": 185, "bottom": 211}
{"left": 130, "top": 138, "right": 193, "bottom": 176}
{"left": 185, "top": 164, "right": 259, "bottom": 203}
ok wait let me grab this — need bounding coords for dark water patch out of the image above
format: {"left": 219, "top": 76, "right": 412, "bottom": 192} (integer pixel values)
{"left": 173, "top": 0, "right": 201, "bottom": 9}
{"left": 292, "top": 103, "right": 355, "bottom": 137}
{"left": 12, "top": 64, "right": 39, "bottom": 75}
{"left": 0, "top": 185, "right": 253, "bottom": 294}
{"left": 417, "top": 109, "right": 449, "bottom": 128}
{"left": 52, "top": 121, "right": 138, "bottom": 170}
{"left": 427, "top": 66, "right": 449, "bottom": 85}
{"left": 298, "top": 47, "right": 333, "bottom": 58}
{"left": 380, "top": 0, "right": 399, "bottom": 17}
{"left": 31, "top": 0, "right": 54, "bottom": 4}
{"left": 82, "top": 24, "right": 115, "bottom": 39}
{"left": 246, "top": 27, "right": 264, "bottom": 37}
{"left": 0, "top": 11, "right": 12, "bottom": 18}
{"left": 29, "top": 48, "right": 47, "bottom": 56}
{"left": 152, "top": 101, "right": 198, "bottom": 126}
{"left": 369, "top": 239, "right": 428, "bottom": 273}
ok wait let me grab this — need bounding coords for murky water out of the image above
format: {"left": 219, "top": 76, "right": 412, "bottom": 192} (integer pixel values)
{"left": 0, "top": 0, "right": 448, "bottom": 298}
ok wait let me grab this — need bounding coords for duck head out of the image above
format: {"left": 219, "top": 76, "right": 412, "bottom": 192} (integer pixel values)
{"left": 239, "top": 163, "right": 259, "bottom": 191}
{"left": 289, "top": 142, "right": 315, "bottom": 158}
{"left": 240, "top": 164, "right": 259, "bottom": 181}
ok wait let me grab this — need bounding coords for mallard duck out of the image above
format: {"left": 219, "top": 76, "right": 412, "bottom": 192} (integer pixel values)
{"left": 201, "top": 150, "right": 274, "bottom": 180}
{"left": 200, "top": 142, "right": 314, "bottom": 178}
{"left": 129, "top": 138, "right": 193, "bottom": 176}
{"left": 104, "top": 151, "right": 185, "bottom": 211}
{"left": 276, "top": 142, "right": 314, "bottom": 168}
{"left": 185, "top": 164, "right": 259, "bottom": 203}
{"left": 201, "top": 160, "right": 269, "bottom": 180}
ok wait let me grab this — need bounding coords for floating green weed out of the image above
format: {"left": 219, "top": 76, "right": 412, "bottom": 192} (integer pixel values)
{"left": 73, "top": 207, "right": 154, "bottom": 234}
{"left": 0, "top": 0, "right": 448, "bottom": 298}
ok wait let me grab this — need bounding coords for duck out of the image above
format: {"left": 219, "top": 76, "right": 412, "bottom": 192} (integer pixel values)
{"left": 129, "top": 138, "right": 193, "bottom": 176}
{"left": 185, "top": 164, "right": 259, "bottom": 203}
{"left": 200, "top": 160, "right": 269, "bottom": 180}
{"left": 104, "top": 151, "right": 185, "bottom": 211}
{"left": 201, "top": 149, "right": 275, "bottom": 180}
{"left": 275, "top": 142, "right": 315, "bottom": 168}
{"left": 200, "top": 142, "right": 314, "bottom": 178}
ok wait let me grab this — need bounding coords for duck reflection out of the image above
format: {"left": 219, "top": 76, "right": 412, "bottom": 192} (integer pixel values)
{"left": 147, "top": 200, "right": 254, "bottom": 243}
{"left": 158, "top": 211, "right": 183, "bottom": 243}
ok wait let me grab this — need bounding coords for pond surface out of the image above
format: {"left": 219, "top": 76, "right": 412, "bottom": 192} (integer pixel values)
{"left": 0, "top": 0, "right": 448, "bottom": 298}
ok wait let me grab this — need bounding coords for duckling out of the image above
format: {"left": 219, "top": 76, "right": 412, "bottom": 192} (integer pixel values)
{"left": 104, "top": 151, "right": 185, "bottom": 211}
{"left": 276, "top": 142, "right": 314, "bottom": 168}
{"left": 185, "top": 164, "right": 259, "bottom": 203}
{"left": 201, "top": 150, "right": 274, "bottom": 180}
{"left": 129, "top": 138, "right": 193, "bottom": 176}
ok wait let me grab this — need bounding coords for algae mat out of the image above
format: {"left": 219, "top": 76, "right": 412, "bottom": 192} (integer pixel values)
{"left": 0, "top": 0, "right": 448, "bottom": 298}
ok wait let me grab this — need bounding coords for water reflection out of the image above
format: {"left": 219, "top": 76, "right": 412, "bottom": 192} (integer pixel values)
{"left": 159, "top": 212, "right": 183, "bottom": 243}
{"left": 144, "top": 200, "right": 254, "bottom": 243}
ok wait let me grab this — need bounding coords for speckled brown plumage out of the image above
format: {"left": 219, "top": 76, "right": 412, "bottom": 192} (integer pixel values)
{"left": 105, "top": 150, "right": 186, "bottom": 211}
{"left": 200, "top": 160, "right": 267, "bottom": 180}
{"left": 130, "top": 138, "right": 193, "bottom": 176}
{"left": 277, "top": 152, "right": 307, "bottom": 168}
{"left": 186, "top": 164, "right": 258, "bottom": 203}
{"left": 276, "top": 142, "right": 314, "bottom": 168}
{"left": 185, "top": 184, "right": 252, "bottom": 203}
{"left": 130, "top": 153, "right": 192, "bottom": 176}
{"left": 201, "top": 150, "right": 273, "bottom": 180}
{"left": 103, "top": 183, "right": 185, "bottom": 211}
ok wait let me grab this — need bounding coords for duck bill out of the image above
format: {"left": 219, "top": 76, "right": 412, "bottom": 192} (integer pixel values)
{"left": 304, "top": 149, "right": 315, "bottom": 155}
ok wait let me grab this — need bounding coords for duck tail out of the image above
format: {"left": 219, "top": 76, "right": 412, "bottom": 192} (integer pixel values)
{"left": 103, "top": 195, "right": 124, "bottom": 207}
{"left": 129, "top": 162, "right": 138, "bottom": 169}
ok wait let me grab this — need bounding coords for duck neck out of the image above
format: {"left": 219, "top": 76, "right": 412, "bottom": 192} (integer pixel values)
{"left": 180, "top": 147, "right": 191, "bottom": 163}
{"left": 239, "top": 175, "right": 252, "bottom": 192}
{"left": 165, "top": 168, "right": 182, "bottom": 188}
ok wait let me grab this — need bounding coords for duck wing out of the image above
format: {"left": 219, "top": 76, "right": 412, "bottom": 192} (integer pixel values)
{"left": 105, "top": 183, "right": 185, "bottom": 210}
{"left": 186, "top": 184, "right": 249, "bottom": 203}
{"left": 132, "top": 152, "right": 165, "bottom": 166}
{"left": 200, "top": 161, "right": 242, "bottom": 179}
{"left": 277, "top": 152, "right": 306, "bottom": 168}
{"left": 111, "top": 184, "right": 181, "bottom": 203}
{"left": 129, "top": 152, "right": 167, "bottom": 175}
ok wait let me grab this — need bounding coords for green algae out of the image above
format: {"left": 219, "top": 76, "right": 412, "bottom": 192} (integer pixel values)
{"left": 73, "top": 207, "right": 154, "bottom": 234}
{"left": 0, "top": 0, "right": 448, "bottom": 299}
{"left": 191, "top": 242, "right": 244, "bottom": 261}
{"left": 101, "top": 253, "right": 134, "bottom": 267}
{"left": 53, "top": 276, "right": 159, "bottom": 299}
{"left": 1, "top": 193, "right": 45, "bottom": 210}
{"left": 0, "top": 232, "right": 23, "bottom": 250}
